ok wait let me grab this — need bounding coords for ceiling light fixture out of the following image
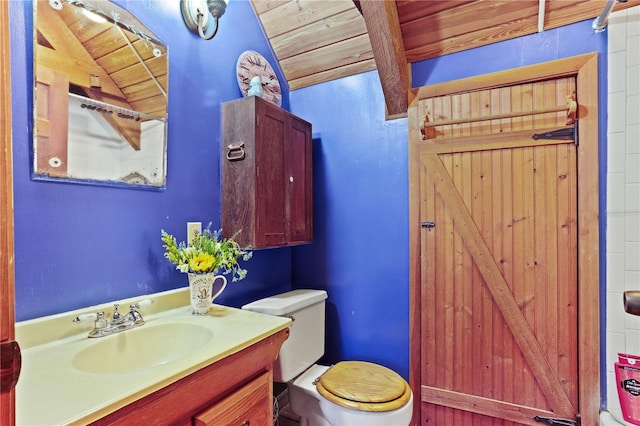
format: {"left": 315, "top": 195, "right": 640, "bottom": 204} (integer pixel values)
{"left": 81, "top": 8, "right": 107, "bottom": 24}
{"left": 181, "top": 0, "right": 228, "bottom": 40}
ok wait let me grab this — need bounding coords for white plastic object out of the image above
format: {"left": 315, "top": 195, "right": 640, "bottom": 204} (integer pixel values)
{"left": 133, "top": 298, "right": 154, "bottom": 309}
{"left": 187, "top": 222, "right": 201, "bottom": 246}
{"left": 73, "top": 312, "right": 98, "bottom": 323}
{"left": 242, "top": 290, "right": 327, "bottom": 382}
{"left": 48, "top": 0, "right": 63, "bottom": 10}
{"left": 242, "top": 289, "right": 327, "bottom": 316}
{"left": 248, "top": 76, "right": 263, "bottom": 97}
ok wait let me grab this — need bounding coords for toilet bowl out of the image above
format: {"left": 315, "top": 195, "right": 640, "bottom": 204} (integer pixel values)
{"left": 242, "top": 289, "right": 413, "bottom": 426}
{"left": 290, "top": 362, "right": 414, "bottom": 426}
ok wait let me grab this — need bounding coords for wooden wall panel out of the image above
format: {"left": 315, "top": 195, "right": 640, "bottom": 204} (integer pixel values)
{"left": 280, "top": 34, "right": 373, "bottom": 81}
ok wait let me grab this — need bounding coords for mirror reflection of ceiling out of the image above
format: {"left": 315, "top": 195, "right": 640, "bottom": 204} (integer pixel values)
{"left": 33, "top": 0, "right": 168, "bottom": 189}
{"left": 36, "top": 0, "right": 168, "bottom": 120}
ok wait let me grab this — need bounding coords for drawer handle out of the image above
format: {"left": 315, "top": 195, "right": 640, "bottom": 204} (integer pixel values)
{"left": 240, "top": 421, "right": 250, "bottom": 426}
{"left": 226, "top": 142, "right": 245, "bottom": 161}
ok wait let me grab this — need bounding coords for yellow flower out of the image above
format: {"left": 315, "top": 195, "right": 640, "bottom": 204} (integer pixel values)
{"left": 161, "top": 224, "right": 252, "bottom": 281}
{"left": 189, "top": 253, "right": 216, "bottom": 273}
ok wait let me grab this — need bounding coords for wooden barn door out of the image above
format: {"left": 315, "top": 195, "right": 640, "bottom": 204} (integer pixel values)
{"left": 408, "top": 55, "right": 600, "bottom": 426}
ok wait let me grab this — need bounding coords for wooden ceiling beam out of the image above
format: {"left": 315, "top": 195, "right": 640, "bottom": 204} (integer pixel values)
{"left": 358, "top": 0, "right": 409, "bottom": 119}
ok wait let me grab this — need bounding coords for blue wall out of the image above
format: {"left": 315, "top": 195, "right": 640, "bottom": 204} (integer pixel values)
{"left": 289, "top": 20, "right": 607, "bottom": 383}
{"left": 10, "top": 0, "right": 293, "bottom": 321}
{"left": 12, "top": 0, "right": 608, "bottom": 397}
{"left": 290, "top": 75, "right": 410, "bottom": 377}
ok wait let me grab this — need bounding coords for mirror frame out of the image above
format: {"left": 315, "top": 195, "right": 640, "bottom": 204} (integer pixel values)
{"left": 32, "top": 0, "right": 169, "bottom": 190}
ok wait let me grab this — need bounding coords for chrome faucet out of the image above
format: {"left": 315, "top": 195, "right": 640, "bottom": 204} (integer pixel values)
{"left": 73, "top": 299, "right": 154, "bottom": 338}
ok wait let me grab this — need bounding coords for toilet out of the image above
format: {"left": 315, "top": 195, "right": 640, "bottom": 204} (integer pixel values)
{"left": 242, "top": 289, "right": 413, "bottom": 426}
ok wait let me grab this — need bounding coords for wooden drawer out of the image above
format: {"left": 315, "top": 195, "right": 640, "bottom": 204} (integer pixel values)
{"left": 194, "top": 371, "right": 272, "bottom": 426}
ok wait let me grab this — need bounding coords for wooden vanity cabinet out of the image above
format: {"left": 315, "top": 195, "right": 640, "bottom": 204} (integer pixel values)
{"left": 90, "top": 328, "right": 289, "bottom": 426}
{"left": 193, "top": 371, "right": 271, "bottom": 426}
{"left": 221, "top": 96, "right": 313, "bottom": 249}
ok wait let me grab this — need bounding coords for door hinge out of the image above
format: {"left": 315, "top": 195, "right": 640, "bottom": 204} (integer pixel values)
{"left": 421, "top": 221, "right": 435, "bottom": 230}
{"left": 533, "top": 415, "right": 577, "bottom": 426}
{"left": 0, "top": 340, "right": 22, "bottom": 392}
{"left": 532, "top": 120, "right": 578, "bottom": 145}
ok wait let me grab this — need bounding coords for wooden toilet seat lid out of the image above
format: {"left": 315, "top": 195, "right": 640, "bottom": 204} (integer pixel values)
{"left": 316, "top": 361, "right": 411, "bottom": 412}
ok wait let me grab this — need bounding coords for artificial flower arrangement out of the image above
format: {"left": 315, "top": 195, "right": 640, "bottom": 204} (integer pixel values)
{"left": 161, "top": 224, "right": 252, "bottom": 282}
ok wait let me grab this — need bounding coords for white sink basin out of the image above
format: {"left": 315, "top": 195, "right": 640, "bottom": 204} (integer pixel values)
{"left": 16, "top": 290, "right": 292, "bottom": 426}
{"left": 72, "top": 322, "right": 213, "bottom": 374}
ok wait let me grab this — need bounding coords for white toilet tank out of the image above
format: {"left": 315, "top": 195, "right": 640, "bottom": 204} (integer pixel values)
{"left": 242, "top": 289, "right": 327, "bottom": 382}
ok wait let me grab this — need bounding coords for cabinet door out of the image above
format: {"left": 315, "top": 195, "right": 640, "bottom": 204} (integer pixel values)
{"left": 193, "top": 371, "right": 272, "bottom": 426}
{"left": 287, "top": 115, "right": 313, "bottom": 244}
{"left": 255, "top": 101, "right": 286, "bottom": 248}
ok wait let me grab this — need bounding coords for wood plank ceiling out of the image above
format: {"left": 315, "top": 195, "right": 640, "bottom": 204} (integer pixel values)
{"left": 250, "top": 0, "right": 640, "bottom": 117}
{"left": 36, "top": 0, "right": 168, "bottom": 120}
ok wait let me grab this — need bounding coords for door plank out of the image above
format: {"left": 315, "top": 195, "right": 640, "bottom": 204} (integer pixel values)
{"left": 451, "top": 152, "right": 472, "bottom": 426}
{"left": 421, "top": 385, "right": 570, "bottom": 426}
{"left": 420, "top": 164, "right": 440, "bottom": 423}
{"left": 511, "top": 146, "right": 532, "bottom": 409}
{"left": 556, "top": 143, "right": 579, "bottom": 404}
{"left": 439, "top": 154, "right": 455, "bottom": 426}
{"left": 421, "top": 152, "right": 576, "bottom": 418}
{"left": 499, "top": 147, "right": 516, "bottom": 413}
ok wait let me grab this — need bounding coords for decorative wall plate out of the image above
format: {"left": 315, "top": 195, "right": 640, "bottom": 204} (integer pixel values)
{"left": 236, "top": 50, "right": 282, "bottom": 107}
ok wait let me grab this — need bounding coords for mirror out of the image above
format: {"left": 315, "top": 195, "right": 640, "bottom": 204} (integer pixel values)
{"left": 33, "top": 0, "right": 168, "bottom": 189}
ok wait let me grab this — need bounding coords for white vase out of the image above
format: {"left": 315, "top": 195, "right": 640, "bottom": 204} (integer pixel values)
{"left": 187, "top": 273, "right": 227, "bottom": 315}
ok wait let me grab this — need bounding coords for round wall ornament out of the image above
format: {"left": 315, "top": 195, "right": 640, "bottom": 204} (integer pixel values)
{"left": 236, "top": 50, "right": 282, "bottom": 107}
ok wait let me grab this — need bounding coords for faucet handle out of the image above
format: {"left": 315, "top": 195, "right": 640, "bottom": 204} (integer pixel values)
{"left": 73, "top": 311, "right": 108, "bottom": 334}
{"left": 111, "top": 304, "right": 122, "bottom": 322}
{"left": 128, "top": 299, "right": 154, "bottom": 324}
{"left": 94, "top": 312, "right": 108, "bottom": 329}
{"left": 131, "top": 299, "right": 154, "bottom": 310}
{"left": 73, "top": 311, "right": 104, "bottom": 324}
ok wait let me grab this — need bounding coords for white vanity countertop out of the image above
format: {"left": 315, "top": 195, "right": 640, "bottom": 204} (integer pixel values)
{"left": 15, "top": 288, "right": 291, "bottom": 425}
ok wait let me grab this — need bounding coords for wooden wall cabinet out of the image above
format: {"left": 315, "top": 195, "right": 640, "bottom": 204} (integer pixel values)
{"left": 222, "top": 96, "right": 313, "bottom": 249}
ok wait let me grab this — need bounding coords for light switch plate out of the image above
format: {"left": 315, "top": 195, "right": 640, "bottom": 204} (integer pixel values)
{"left": 187, "top": 222, "right": 201, "bottom": 246}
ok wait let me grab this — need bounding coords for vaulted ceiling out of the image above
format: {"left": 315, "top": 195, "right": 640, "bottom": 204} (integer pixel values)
{"left": 250, "top": 0, "right": 640, "bottom": 118}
